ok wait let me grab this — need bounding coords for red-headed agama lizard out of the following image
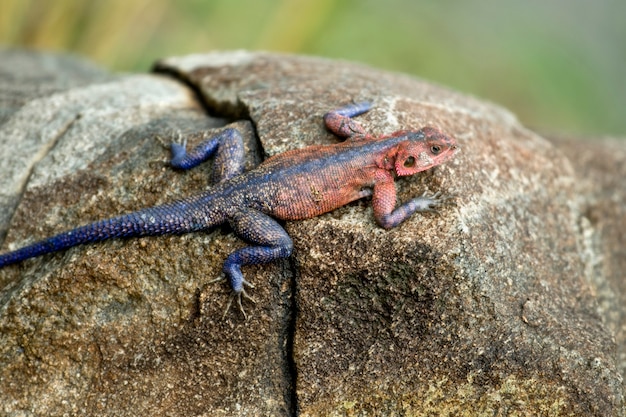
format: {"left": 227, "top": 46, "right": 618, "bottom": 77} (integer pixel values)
{"left": 0, "top": 102, "right": 458, "bottom": 317}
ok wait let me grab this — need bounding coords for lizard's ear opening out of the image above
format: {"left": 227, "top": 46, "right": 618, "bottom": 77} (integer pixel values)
{"left": 395, "top": 139, "right": 430, "bottom": 176}
{"left": 394, "top": 128, "right": 458, "bottom": 176}
{"left": 395, "top": 147, "right": 422, "bottom": 176}
{"left": 403, "top": 156, "right": 416, "bottom": 168}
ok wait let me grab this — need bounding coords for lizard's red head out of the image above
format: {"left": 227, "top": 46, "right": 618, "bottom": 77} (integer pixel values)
{"left": 394, "top": 127, "right": 458, "bottom": 176}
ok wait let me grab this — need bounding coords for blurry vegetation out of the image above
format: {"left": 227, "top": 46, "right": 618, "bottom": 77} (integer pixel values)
{"left": 1, "top": 0, "right": 624, "bottom": 136}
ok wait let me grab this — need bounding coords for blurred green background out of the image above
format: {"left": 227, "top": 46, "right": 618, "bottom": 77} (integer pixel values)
{"left": 1, "top": 0, "right": 624, "bottom": 136}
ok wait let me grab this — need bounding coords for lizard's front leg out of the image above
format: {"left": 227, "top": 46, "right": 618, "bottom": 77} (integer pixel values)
{"left": 372, "top": 173, "right": 452, "bottom": 229}
{"left": 169, "top": 127, "right": 245, "bottom": 182}
{"left": 323, "top": 101, "right": 372, "bottom": 139}
{"left": 222, "top": 208, "right": 293, "bottom": 318}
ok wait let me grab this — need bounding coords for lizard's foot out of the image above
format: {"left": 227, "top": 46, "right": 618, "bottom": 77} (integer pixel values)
{"left": 211, "top": 275, "right": 256, "bottom": 319}
{"left": 376, "top": 189, "right": 457, "bottom": 229}
{"left": 222, "top": 288, "right": 257, "bottom": 320}
{"left": 415, "top": 191, "right": 457, "bottom": 214}
{"left": 155, "top": 130, "right": 185, "bottom": 149}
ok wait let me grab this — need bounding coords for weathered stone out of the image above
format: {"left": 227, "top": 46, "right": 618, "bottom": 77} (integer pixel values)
{"left": 0, "top": 51, "right": 291, "bottom": 417}
{"left": 548, "top": 135, "right": 626, "bottom": 382}
{"left": 0, "top": 50, "right": 623, "bottom": 416}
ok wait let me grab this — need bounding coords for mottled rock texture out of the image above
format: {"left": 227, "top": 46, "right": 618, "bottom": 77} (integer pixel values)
{"left": 0, "top": 49, "right": 624, "bottom": 416}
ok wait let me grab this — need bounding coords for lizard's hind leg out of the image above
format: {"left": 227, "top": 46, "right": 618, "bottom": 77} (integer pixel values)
{"left": 221, "top": 208, "right": 294, "bottom": 318}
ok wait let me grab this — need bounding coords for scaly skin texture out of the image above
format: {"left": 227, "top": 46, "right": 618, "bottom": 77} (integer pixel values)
{"left": 0, "top": 102, "right": 458, "bottom": 316}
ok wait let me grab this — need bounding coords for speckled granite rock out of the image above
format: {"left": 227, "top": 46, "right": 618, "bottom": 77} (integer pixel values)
{"left": 0, "top": 49, "right": 623, "bottom": 416}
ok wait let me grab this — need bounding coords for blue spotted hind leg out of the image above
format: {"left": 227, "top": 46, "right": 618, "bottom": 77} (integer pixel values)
{"left": 169, "top": 127, "right": 245, "bottom": 183}
{"left": 219, "top": 208, "right": 294, "bottom": 319}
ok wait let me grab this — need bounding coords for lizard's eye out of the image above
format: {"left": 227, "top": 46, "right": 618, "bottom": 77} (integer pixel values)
{"left": 403, "top": 156, "right": 416, "bottom": 168}
{"left": 431, "top": 145, "right": 441, "bottom": 155}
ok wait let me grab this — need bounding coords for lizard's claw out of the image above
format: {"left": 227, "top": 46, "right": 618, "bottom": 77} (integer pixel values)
{"left": 222, "top": 288, "right": 256, "bottom": 321}
{"left": 175, "top": 133, "right": 188, "bottom": 149}
{"left": 212, "top": 275, "right": 256, "bottom": 320}
{"left": 154, "top": 134, "right": 169, "bottom": 149}
{"left": 208, "top": 273, "right": 226, "bottom": 285}
{"left": 417, "top": 190, "right": 457, "bottom": 214}
{"left": 155, "top": 130, "right": 185, "bottom": 149}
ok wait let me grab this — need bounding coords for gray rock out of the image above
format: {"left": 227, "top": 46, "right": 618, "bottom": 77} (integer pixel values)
{"left": 0, "top": 50, "right": 623, "bottom": 416}
{"left": 548, "top": 134, "right": 626, "bottom": 384}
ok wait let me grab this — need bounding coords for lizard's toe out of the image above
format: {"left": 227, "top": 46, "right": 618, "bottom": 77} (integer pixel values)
{"left": 208, "top": 273, "right": 226, "bottom": 285}
{"left": 221, "top": 288, "right": 256, "bottom": 320}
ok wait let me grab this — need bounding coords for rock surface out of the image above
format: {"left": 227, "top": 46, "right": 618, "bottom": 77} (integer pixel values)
{"left": 548, "top": 134, "right": 626, "bottom": 383}
{"left": 0, "top": 49, "right": 624, "bottom": 416}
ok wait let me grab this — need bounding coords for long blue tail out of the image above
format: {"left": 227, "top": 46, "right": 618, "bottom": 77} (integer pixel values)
{"left": 0, "top": 198, "right": 218, "bottom": 268}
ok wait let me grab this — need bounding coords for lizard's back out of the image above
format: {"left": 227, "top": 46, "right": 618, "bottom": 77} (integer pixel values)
{"left": 226, "top": 137, "right": 394, "bottom": 221}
